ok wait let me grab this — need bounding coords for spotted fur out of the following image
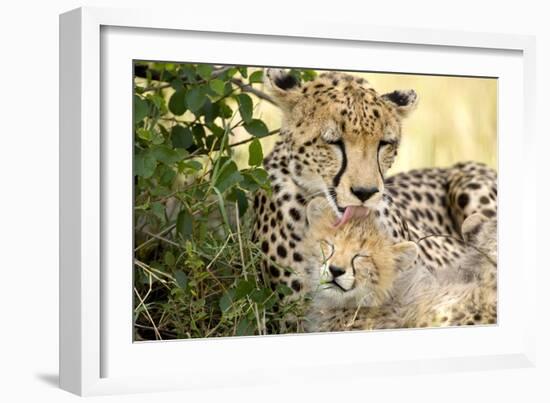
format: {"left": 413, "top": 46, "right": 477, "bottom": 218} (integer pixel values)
{"left": 251, "top": 69, "right": 497, "bottom": 327}
{"left": 305, "top": 209, "right": 497, "bottom": 332}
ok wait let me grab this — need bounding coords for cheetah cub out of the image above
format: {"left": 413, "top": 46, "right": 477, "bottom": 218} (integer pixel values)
{"left": 304, "top": 197, "right": 497, "bottom": 332}
{"left": 302, "top": 198, "right": 419, "bottom": 332}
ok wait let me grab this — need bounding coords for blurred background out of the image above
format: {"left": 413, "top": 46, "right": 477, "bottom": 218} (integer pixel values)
{"left": 245, "top": 69, "right": 497, "bottom": 174}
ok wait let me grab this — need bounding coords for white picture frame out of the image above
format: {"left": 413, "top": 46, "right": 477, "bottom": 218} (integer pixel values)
{"left": 59, "top": 6, "right": 537, "bottom": 396}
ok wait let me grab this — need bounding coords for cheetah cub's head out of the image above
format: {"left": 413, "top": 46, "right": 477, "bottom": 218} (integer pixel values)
{"left": 265, "top": 68, "right": 418, "bottom": 228}
{"left": 305, "top": 198, "right": 418, "bottom": 309}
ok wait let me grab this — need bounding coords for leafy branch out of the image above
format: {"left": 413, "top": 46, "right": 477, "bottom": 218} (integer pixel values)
{"left": 132, "top": 62, "right": 315, "bottom": 340}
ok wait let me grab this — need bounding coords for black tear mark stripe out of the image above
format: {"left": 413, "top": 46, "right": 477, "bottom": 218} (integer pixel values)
{"left": 332, "top": 140, "right": 347, "bottom": 188}
{"left": 376, "top": 142, "right": 385, "bottom": 182}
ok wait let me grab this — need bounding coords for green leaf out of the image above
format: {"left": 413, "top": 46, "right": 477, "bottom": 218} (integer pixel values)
{"left": 215, "top": 161, "right": 243, "bottom": 193}
{"left": 159, "top": 165, "right": 176, "bottom": 186}
{"left": 174, "top": 270, "right": 188, "bottom": 289}
{"left": 219, "top": 289, "right": 235, "bottom": 313}
{"left": 301, "top": 70, "right": 317, "bottom": 82}
{"left": 136, "top": 128, "right": 153, "bottom": 142}
{"left": 223, "top": 81, "right": 234, "bottom": 96}
{"left": 240, "top": 168, "right": 270, "bottom": 192}
{"left": 151, "top": 145, "right": 181, "bottom": 165}
{"left": 176, "top": 209, "right": 193, "bottom": 240}
{"left": 158, "top": 124, "right": 170, "bottom": 136}
{"left": 134, "top": 95, "right": 148, "bottom": 123}
{"left": 151, "top": 130, "right": 165, "bottom": 145}
{"left": 164, "top": 251, "right": 176, "bottom": 266}
{"left": 236, "top": 317, "right": 255, "bottom": 336}
{"left": 222, "top": 67, "right": 238, "bottom": 80}
{"left": 249, "top": 70, "right": 264, "bottom": 83}
{"left": 178, "top": 160, "right": 203, "bottom": 172}
{"left": 235, "top": 280, "right": 255, "bottom": 300}
{"left": 170, "top": 78, "right": 184, "bottom": 91}
{"left": 164, "top": 63, "right": 176, "bottom": 72}
{"left": 196, "top": 64, "right": 213, "bottom": 79}
{"left": 202, "top": 98, "right": 219, "bottom": 123}
{"left": 250, "top": 288, "right": 270, "bottom": 304}
{"left": 185, "top": 86, "right": 207, "bottom": 113}
{"left": 248, "top": 139, "right": 263, "bottom": 166}
{"left": 151, "top": 202, "right": 165, "bottom": 221}
{"left": 171, "top": 125, "right": 193, "bottom": 149}
{"left": 227, "top": 188, "right": 248, "bottom": 216}
{"left": 244, "top": 119, "right": 269, "bottom": 137}
{"left": 192, "top": 125, "right": 206, "bottom": 141}
{"left": 276, "top": 284, "right": 293, "bottom": 297}
{"left": 168, "top": 89, "right": 187, "bottom": 115}
{"left": 134, "top": 151, "right": 156, "bottom": 178}
{"left": 247, "top": 168, "right": 269, "bottom": 185}
{"left": 237, "top": 66, "right": 248, "bottom": 78}
{"left": 182, "top": 65, "right": 197, "bottom": 82}
{"left": 218, "top": 101, "right": 233, "bottom": 118}
{"left": 236, "top": 93, "right": 253, "bottom": 123}
{"left": 209, "top": 78, "right": 225, "bottom": 95}
{"left": 207, "top": 123, "right": 225, "bottom": 138}
{"left": 147, "top": 93, "right": 166, "bottom": 112}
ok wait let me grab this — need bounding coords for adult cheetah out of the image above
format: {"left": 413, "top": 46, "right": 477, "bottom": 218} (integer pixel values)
{"left": 252, "top": 69, "right": 497, "bottom": 327}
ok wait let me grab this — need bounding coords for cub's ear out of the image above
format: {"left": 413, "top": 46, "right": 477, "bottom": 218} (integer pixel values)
{"left": 461, "top": 213, "right": 489, "bottom": 245}
{"left": 265, "top": 68, "right": 301, "bottom": 110}
{"left": 391, "top": 241, "right": 419, "bottom": 270}
{"left": 382, "top": 89, "right": 418, "bottom": 117}
{"left": 305, "top": 197, "right": 335, "bottom": 232}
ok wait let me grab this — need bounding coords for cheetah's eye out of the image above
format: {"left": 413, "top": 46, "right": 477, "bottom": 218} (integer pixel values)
{"left": 378, "top": 139, "right": 397, "bottom": 152}
{"left": 378, "top": 139, "right": 395, "bottom": 148}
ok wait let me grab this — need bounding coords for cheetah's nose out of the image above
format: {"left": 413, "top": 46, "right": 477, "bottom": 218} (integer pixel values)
{"left": 329, "top": 265, "right": 346, "bottom": 278}
{"left": 351, "top": 186, "right": 379, "bottom": 202}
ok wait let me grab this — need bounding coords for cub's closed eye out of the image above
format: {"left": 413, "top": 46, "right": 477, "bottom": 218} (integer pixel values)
{"left": 379, "top": 140, "right": 395, "bottom": 148}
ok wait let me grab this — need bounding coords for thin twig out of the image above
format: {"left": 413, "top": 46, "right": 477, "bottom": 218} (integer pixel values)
{"left": 134, "top": 287, "right": 162, "bottom": 340}
{"left": 134, "top": 224, "right": 176, "bottom": 252}
{"left": 141, "top": 229, "right": 180, "bottom": 248}
{"left": 230, "top": 78, "right": 276, "bottom": 105}
{"left": 230, "top": 129, "right": 280, "bottom": 148}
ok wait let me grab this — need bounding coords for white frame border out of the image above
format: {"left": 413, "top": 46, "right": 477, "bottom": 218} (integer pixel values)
{"left": 59, "top": 6, "right": 537, "bottom": 396}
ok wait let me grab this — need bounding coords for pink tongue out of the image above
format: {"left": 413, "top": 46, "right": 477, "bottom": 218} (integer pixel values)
{"left": 333, "top": 206, "right": 368, "bottom": 228}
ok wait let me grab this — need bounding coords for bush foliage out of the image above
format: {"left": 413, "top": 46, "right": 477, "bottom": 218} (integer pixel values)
{"left": 133, "top": 62, "right": 315, "bottom": 340}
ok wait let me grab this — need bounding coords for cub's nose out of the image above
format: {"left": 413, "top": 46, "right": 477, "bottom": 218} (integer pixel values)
{"left": 351, "top": 186, "right": 379, "bottom": 202}
{"left": 329, "top": 265, "right": 346, "bottom": 278}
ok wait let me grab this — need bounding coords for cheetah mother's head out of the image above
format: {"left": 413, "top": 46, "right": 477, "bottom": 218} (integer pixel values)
{"left": 266, "top": 69, "right": 418, "bottom": 227}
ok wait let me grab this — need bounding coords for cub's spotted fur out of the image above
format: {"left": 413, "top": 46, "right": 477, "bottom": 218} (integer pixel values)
{"left": 304, "top": 203, "right": 497, "bottom": 332}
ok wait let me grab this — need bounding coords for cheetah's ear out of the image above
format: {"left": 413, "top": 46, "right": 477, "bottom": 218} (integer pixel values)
{"left": 461, "top": 213, "right": 489, "bottom": 245}
{"left": 382, "top": 89, "right": 418, "bottom": 117}
{"left": 265, "top": 68, "right": 301, "bottom": 110}
{"left": 391, "top": 241, "right": 419, "bottom": 270}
